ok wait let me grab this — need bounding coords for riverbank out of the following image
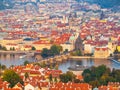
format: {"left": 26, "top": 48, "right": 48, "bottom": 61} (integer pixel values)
{"left": 69, "top": 56, "right": 111, "bottom": 59}
{"left": 0, "top": 50, "right": 36, "bottom": 54}
{"left": 110, "top": 59, "right": 120, "bottom": 64}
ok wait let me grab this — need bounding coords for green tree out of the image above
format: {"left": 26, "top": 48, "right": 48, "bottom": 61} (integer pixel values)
{"left": 59, "top": 71, "right": 76, "bottom": 83}
{"left": 50, "top": 64, "right": 53, "bottom": 69}
{"left": 70, "top": 50, "right": 82, "bottom": 56}
{"left": 1, "top": 65, "right": 7, "bottom": 70}
{"left": 9, "top": 65, "right": 14, "bottom": 69}
{"left": 0, "top": 44, "right": 2, "bottom": 50}
{"left": 2, "top": 69, "right": 23, "bottom": 88}
{"left": 113, "top": 70, "right": 120, "bottom": 82}
{"left": 54, "top": 64, "right": 59, "bottom": 70}
{"left": 89, "top": 80, "right": 100, "bottom": 88}
{"left": 54, "top": 77, "right": 58, "bottom": 83}
{"left": 40, "top": 61, "right": 46, "bottom": 68}
{"left": 82, "top": 65, "right": 120, "bottom": 87}
{"left": 75, "top": 50, "right": 82, "bottom": 56}
{"left": 41, "top": 48, "right": 49, "bottom": 58}
{"left": 31, "top": 46, "right": 36, "bottom": 50}
{"left": 58, "top": 45, "right": 63, "bottom": 53}
{"left": 64, "top": 49, "right": 68, "bottom": 53}
{"left": 0, "top": 63, "right": 1, "bottom": 69}
{"left": 0, "top": 63, "right": 2, "bottom": 77}
{"left": 34, "top": 63, "right": 40, "bottom": 66}
{"left": 49, "top": 74, "right": 53, "bottom": 82}
{"left": 2, "top": 46, "right": 7, "bottom": 51}
{"left": 66, "top": 71, "right": 76, "bottom": 81}
{"left": 24, "top": 61, "right": 29, "bottom": 66}
{"left": 82, "top": 69, "right": 91, "bottom": 76}
{"left": 59, "top": 73, "right": 68, "bottom": 83}
{"left": 0, "top": 64, "right": 7, "bottom": 70}
{"left": 24, "top": 72, "right": 29, "bottom": 80}
{"left": 100, "top": 75, "right": 108, "bottom": 85}
{"left": 114, "top": 47, "right": 119, "bottom": 54}
{"left": 12, "top": 47, "right": 15, "bottom": 51}
{"left": 95, "top": 65, "right": 107, "bottom": 78}
{"left": 50, "top": 45, "right": 61, "bottom": 56}
{"left": 10, "top": 47, "right": 12, "bottom": 51}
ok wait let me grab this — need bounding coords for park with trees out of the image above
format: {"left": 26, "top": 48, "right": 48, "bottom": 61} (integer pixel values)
{"left": 41, "top": 44, "right": 63, "bottom": 58}
{"left": 2, "top": 69, "right": 23, "bottom": 88}
{"left": 82, "top": 65, "right": 120, "bottom": 88}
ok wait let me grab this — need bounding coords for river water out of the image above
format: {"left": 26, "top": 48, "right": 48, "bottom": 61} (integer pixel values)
{"left": 58, "top": 58, "right": 120, "bottom": 73}
{"left": 0, "top": 54, "right": 34, "bottom": 67}
{"left": 0, "top": 54, "right": 120, "bottom": 72}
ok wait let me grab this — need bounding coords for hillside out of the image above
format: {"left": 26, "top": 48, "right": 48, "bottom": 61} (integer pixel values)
{"left": 76, "top": 0, "right": 120, "bottom": 8}
{"left": 0, "top": 0, "right": 120, "bottom": 10}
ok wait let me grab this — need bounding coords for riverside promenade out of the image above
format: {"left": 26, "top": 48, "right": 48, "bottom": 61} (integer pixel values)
{"left": 69, "top": 56, "right": 112, "bottom": 59}
{"left": 0, "top": 50, "right": 36, "bottom": 54}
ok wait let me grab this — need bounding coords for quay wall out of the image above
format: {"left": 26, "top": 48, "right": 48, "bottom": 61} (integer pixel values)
{"left": 69, "top": 56, "right": 110, "bottom": 59}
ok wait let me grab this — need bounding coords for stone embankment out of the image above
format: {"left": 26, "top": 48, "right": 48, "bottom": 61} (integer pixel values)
{"left": 69, "top": 56, "right": 111, "bottom": 59}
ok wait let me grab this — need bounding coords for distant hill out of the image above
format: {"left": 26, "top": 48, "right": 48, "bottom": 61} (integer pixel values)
{"left": 0, "top": 0, "right": 14, "bottom": 10}
{"left": 0, "top": 0, "right": 120, "bottom": 10}
{"left": 76, "top": 0, "right": 120, "bottom": 8}
{"left": 0, "top": 0, "right": 40, "bottom": 11}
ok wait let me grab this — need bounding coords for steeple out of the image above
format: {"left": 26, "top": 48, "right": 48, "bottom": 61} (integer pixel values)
{"left": 75, "top": 34, "right": 84, "bottom": 55}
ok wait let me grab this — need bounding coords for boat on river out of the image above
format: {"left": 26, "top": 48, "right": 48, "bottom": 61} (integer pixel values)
{"left": 68, "top": 65, "right": 90, "bottom": 71}
{"left": 19, "top": 55, "right": 27, "bottom": 59}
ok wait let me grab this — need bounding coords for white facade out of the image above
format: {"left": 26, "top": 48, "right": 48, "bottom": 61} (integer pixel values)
{"left": 25, "top": 84, "right": 35, "bottom": 90}
{"left": 25, "top": 84, "right": 39, "bottom": 90}
{"left": 61, "top": 43, "right": 74, "bottom": 51}
{"left": 84, "top": 44, "right": 93, "bottom": 54}
{"left": 84, "top": 44, "right": 95, "bottom": 54}
{"left": 5, "top": 44, "right": 19, "bottom": 51}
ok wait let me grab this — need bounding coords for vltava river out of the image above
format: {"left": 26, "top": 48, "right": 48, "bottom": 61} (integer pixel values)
{"left": 0, "top": 54, "right": 120, "bottom": 72}
{"left": 58, "top": 58, "right": 120, "bottom": 73}
{"left": 0, "top": 54, "right": 34, "bottom": 67}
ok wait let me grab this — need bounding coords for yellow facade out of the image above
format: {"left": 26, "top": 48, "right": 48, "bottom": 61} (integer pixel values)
{"left": 111, "top": 36, "right": 117, "bottom": 41}
{"left": 61, "top": 44, "right": 74, "bottom": 52}
{"left": 32, "top": 44, "right": 52, "bottom": 50}
{"left": 2, "top": 38, "right": 22, "bottom": 45}
{"left": 84, "top": 44, "right": 92, "bottom": 54}
{"left": 94, "top": 48, "right": 110, "bottom": 58}
{"left": 117, "top": 46, "right": 120, "bottom": 52}
{"left": 107, "top": 42, "right": 116, "bottom": 54}
{"left": 13, "top": 85, "right": 22, "bottom": 90}
{"left": 5, "top": 44, "right": 19, "bottom": 51}
{"left": 20, "top": 46, "right": 32, "bottom": 51}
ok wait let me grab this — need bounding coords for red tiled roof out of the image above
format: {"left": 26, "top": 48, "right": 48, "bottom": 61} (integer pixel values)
{"left": 5, "top": 88, "right": 20, "bottom": 90}
{"left": 24, "top": 45, "right": 32, "bottom": 48}
{"left": 38, "top": 82, "right": 48, "bottom": 87}
{"left": 76, "top": 75, "right": 83, "bottom": 80}
{"left": 57, "top": 24, "right": 66, "bottom": 27}
{"left": 15, "top": 82, "right": 23, "bottom": 88}
{"left": 29, "top": 82, "right": 38, "bottom": 87}
{"left": 51, "top": 31, "right": 58, "bottom": 35}
{"left": 30, "top": 70, "right": 41, "bottom": 75}
{"left": 118, "top": 37, "right": 120, "bottom": 41}
{"left": 95, "top": 47, "right": 100, "bottom": 51}
{"left": 98, "top": 86, "right": 108, "bottom": 90}
{"left": 12, "top": 24, "right": 23, "bottom": 28}
{"left": 50, "top": 82, "right": 91, "bottom": 90}
{"left": 95, "top": 47, "right": 108, "bottom": 51}
{"left": 6, "top": 43, "right": 18, "bottom": 46}
{"left": 22, "top": 69, "right": 31, "bottom": 73}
